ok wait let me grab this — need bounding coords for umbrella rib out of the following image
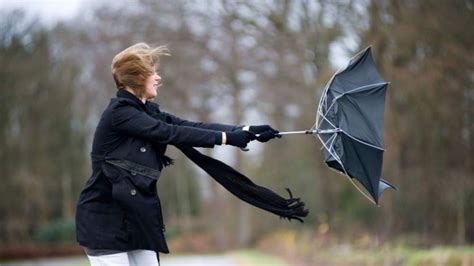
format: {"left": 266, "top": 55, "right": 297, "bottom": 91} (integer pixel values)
{"left": 316, "top": 82, "right": 388, "bottom": 151}
{"left": 347, "top": 46, "right": 372, "bottom": 66}
{"left": 349, "top": 178, "right": 377, "bottom": 205}
{"left": 316, "top": 113, "right": 339, "bottom": 138}
{"left": 317, "top": 134, "right": 341, "bottom": 165}
{"left": 319, "top": 131, "right": 337, "bottom": 150}
{"left": 328, "top": 132, "right": 338, "bottom": 151}
{"left": 334, "top": 82, "right": 388, "bottom": 99}
{"left": 316, "top": 88, "right": 329, "bottom": 128}
{"left": 323, "top": 132, "right": 378, "bottom": 205}
{"left": 317, "top": 130, "right": 378, "bottom": 205}
{"left": 340, "top": 130, "right": 384, "bottom": 151}
{"left": 317, "top": 132, "right": 348, "bottom": 177}
{"left": 321, "top": 82, "right": 388, "bottom": 122}
{"left": 316, "top": 106, "right": 338, "bottom": 130}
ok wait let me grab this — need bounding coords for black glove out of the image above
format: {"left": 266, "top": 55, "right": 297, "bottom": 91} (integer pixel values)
{"left": 247, "top": 124, "right": 281, "bottom": 142}
{"left": 226, "top": 130, "right": 256, "bottom": 148}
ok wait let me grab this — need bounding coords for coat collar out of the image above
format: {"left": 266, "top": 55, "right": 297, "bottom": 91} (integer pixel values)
{"left": 116, "top": 89, "right": 146, "bottom": 108}
{"left": 116, "top": 89, "right": 161, "bottom": 113}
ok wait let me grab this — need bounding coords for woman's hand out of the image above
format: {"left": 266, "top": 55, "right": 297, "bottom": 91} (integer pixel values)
{"left": 245, "top": 124, "right": 281, "bottom": 142}
{"left": 225, "top": 130, "right": 256, "bottom": 148}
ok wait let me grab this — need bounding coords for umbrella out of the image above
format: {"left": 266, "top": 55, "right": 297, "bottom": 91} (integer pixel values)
{"left": 276, "top": 46, "right": 396, "bottom": 205}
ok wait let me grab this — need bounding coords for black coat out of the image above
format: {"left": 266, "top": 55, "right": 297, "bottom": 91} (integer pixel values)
{"left": 75, "top": 89, "right": 238, "bottom": 253}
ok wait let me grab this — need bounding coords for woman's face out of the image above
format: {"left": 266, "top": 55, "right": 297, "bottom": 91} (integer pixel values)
{"left": 143, "top": 72, "right": 161, "bottom": 100}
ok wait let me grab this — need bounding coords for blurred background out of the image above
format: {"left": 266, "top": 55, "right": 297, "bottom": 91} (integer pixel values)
{"left": 0, "top": 0, "right": 473, "bottom": 265}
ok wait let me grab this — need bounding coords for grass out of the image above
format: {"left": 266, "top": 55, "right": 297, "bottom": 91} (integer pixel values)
{"left": 256, "top": 229, "right": 474, "bottom": 265}
{"left": 401, "top": 246, "right": 474, "bottom": 266}
{"left": 295, "top": 245, "right": 474, "bottom": 265}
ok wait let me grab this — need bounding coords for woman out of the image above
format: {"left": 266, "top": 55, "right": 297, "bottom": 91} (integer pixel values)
{"left": 75, "top": 42, "right": 280, "bottom": 265}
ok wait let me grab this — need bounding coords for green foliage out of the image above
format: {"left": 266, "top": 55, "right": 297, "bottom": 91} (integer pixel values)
{"left": 401, "top": 246, "right": 474, "bottom": 266}
{"left": 337, "top": 183, "right": 377, "bottom": 224}
{"left": 32, "top": 218, "right": 76, "bottom": 243}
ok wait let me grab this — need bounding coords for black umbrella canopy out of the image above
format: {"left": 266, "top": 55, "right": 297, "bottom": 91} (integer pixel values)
{"left": 315, "top": 47, "right": 396, "bottom": 204}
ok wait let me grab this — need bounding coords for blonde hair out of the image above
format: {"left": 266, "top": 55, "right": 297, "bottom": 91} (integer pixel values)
{"left": 111, "top": 42, "right": 169, "bottom": 96}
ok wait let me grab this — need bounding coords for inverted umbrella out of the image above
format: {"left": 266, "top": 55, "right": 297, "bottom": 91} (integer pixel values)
{"left": 275, "top": 47, "right": 396, "bottom": 205}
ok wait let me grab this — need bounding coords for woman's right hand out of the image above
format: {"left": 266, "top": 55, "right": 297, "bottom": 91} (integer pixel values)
{"left": 225, "top": 130, "right": 256, "bottom": 148}
{"left": 246, "top": 124, "right": 281, "bottom": 142}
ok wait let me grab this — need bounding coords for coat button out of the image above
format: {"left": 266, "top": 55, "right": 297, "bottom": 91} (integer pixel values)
{"left": 131, "top": 171, "right": 137, "bottom": 176}
{"left": 130, "top": 189, "right": 137, "bottom": 196}
{"left": 140, "top": 147, "right": 146, "bottom": 153}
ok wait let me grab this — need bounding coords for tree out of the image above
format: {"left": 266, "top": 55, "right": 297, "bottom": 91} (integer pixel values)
{"left": 358, "top": 0, "right": 474, "bottom": 244}
{"left": 0, "top": 10, "right": 87, "bottom": 242}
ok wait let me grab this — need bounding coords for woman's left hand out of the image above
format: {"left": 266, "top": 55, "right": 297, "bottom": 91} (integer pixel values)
{"left": 245, "top": 124, "right": 282, "bottom": 142}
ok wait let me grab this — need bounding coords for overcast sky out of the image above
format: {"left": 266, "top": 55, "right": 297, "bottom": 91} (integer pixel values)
{"left": 0, "top": 0, "right": 83, "bottom": 24}
{"left": 0, "top": 0, "right": 351, "bottom": 67}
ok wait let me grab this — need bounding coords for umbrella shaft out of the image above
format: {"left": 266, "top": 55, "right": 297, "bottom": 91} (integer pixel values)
{"left": 279, "top": 130, "right": 314, "bottom": 135}
{"left": 276, "top": 129, "right": 340, "bottom": 135}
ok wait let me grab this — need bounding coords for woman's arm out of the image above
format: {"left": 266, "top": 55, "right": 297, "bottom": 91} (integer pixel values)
{"left": 162, "top": 112, "right": 241, "bottom": 132}
{"left": 111, "top": 102, "right": 220, "bottom": 148}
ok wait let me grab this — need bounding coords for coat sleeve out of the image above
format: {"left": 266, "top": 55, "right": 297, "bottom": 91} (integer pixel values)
{"left": 111, "top": 103, "right": 218, "bottom": 148}
{"left": 162, "top": 112, "right": 241, "bottom": 132}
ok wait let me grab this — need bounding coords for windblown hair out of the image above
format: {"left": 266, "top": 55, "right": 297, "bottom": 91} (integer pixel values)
{"left": 111, "top": 42, "right": 169, "bottom": 96}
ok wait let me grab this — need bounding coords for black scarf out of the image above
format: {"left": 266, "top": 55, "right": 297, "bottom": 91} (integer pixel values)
{"left": 176, "top": 145, "right": 308, "bottom": 222}
{"left": 120, "top": 90, "right": 308, "bottom": 222}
